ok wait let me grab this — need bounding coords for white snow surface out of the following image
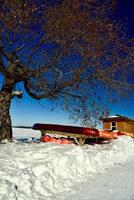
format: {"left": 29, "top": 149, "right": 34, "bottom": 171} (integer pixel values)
{"left": 0, "top": 136, "right": 134, "bottom": 200}
{"left": 13, "top": 128, "right": 40, "bottom": 139}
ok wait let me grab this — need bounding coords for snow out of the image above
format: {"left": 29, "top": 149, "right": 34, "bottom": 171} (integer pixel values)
{"left": 69, "top": 157, "right": 134, "bottom": 200}
{"left": 0, "top": 136, "right": 134, "bottom": 200}
{"left": 106, "top": 115, "right": 119, "bottom": 118}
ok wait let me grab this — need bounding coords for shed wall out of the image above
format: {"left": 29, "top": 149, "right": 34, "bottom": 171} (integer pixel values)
{"left": 103, "top": 122, "right": 111, "bottom": 130}
{"left": 103, "top": 121, "right": 126, "bottom": 131}
{"left": 117, "top": 122, "right": 126, "bottom": 131}
{"left": 103, "top": 121, "right": 134, "bottom": 137}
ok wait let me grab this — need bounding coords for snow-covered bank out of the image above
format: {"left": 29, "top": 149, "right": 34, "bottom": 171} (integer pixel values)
{"left": 0, "top": 136, "right": 134, "bottom": 200}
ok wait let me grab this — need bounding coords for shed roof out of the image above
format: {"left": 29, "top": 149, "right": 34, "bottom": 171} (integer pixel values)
{"left": 101, "top": 115, "right": 134, "bottom": 124}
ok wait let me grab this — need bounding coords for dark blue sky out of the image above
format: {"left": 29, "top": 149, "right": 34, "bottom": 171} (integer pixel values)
{"left": 116, "top": 0, "right": 134, "bottom": 36}
{"left": 1, "top": 0, "right": 134, "bottom": 127}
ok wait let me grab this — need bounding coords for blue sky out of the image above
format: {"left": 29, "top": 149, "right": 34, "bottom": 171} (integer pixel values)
{"left": 1, "top": 0, "right": 134, "bottom": 128}
{"left": 11, "top": 95, "right": 71, "bottom": 126}
{"left": 10, "top": 88, "right": 134, "bottom": 128}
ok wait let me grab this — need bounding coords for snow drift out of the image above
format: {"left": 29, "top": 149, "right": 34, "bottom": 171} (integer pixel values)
{"left": 0, "top": 136, "right": 134, "bottom": 200}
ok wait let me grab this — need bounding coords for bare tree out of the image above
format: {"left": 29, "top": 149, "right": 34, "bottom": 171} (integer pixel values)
{"left": 0, "top": 0, "right": 133, "bottom": 140}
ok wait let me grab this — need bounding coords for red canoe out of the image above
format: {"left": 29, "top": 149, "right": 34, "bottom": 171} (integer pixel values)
{"left": 32, "top": 123, "right": 100, "bottom": 137}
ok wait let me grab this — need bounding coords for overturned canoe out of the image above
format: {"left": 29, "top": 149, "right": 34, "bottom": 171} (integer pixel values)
{"left": 32, "top": 123, "right": 99, "bottom": 137}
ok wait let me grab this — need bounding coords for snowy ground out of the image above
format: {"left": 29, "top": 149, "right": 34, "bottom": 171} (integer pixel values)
{"left": 0, "top": 131, "right": 134, "bottom": 200}
{"left": 69, "top": 156, "right": 134, "bottom": 200}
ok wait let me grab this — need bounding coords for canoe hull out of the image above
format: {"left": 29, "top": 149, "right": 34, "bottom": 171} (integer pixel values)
{"left": 32, "top": 123, "right": 99, "bottom": 137}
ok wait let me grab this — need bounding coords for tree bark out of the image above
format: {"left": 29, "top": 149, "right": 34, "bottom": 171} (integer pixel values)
{"left": 0, "top": 79, "right": 14, "bottom": 141}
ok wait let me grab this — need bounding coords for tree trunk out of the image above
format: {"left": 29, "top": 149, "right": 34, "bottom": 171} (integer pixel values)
{"left": 0, "top": 79, "right": 14, "bottom": 141}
